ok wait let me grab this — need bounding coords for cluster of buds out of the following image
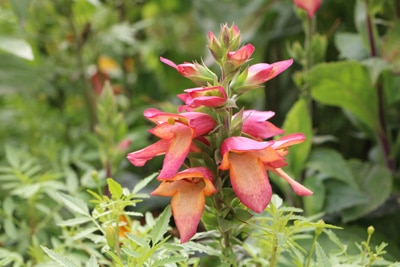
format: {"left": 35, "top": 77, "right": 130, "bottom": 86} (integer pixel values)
{"left": 127, "top": 24, "right": 312, "bottom": 243}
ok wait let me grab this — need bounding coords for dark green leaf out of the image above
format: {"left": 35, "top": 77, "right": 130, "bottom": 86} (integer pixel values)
{"left": 341, "top": 160, "right": 392, "bottom": 222}
{"left": 307, "top": 148, "right": 358, "bottom": 188}
{"left": 303, "top": 175, "right": 325, "bottom": 215}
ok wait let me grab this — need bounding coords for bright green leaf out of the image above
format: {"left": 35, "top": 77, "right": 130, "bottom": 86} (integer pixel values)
{"left": 132, "top": 172, "right": 157, "bottom": 194}
{"left": 107, "top": 178, "right": 123, "bottom": 200}
{"left": 153, "top": 256, "right": 188, "bottom": 266}
{"left": 307, "top": 61, "right": 379, "bottom": 131}
{"left": 282, "top": 97, "right": 313, "bottom": 178}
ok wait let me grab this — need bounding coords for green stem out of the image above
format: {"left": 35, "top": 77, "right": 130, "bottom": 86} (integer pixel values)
{"left": 269, "top": 233, "right": 279, "bottom": 267}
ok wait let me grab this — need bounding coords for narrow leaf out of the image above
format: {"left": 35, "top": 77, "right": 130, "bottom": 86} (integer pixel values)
{"left": 58, "top": 217, "right": 92, "bottom": 226}
{"left": 72, "top": 227, "right": 99, "bottom": 240}
{"left": 57, "top": 192, "right": 89, "bottom": 216}
{"left": 153, "top": 256, "right": 187, "bottom": 266}
{"left": 41, "top": 246, "right": 80, "bottom": 267}
{"left": 132, "top": 172, "right": 157, "bottom": 194}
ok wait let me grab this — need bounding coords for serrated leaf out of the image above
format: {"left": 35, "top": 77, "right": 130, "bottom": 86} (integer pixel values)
{"left": 125, "top": 233, "right": 148, "bottom": 248}
{"left": 132, "top": 172, "right": 157, "bottom": 194}
{"left": 86, "top": 255, "right": 99, "bottom": 267}
{"left": 72, "top": 227, "right": 99, "bottom": 240}
{"left": 41, "top": 246, "right": 80, "bottom": 267}
{"left": 57, "top": 192, "right": 89, "bottom": 216}
{"left": 307, "top": 61, "right": 379, "bottom": 131}
{"left": 282, "top": 97, "right": 313, "bottom": 178}
{"left": 107, "top": 178, "right": 123, "bottom": 200}
{"left": 57, "top": 217, "right": 92, "bottom": 226}
{"left": 151, "top": 205, "right": 171, "bottom": 245}
{"left": 153, "top": 256, "right": 187, "bottom": 266}
{"left": 315, "top": 242, "right": 330, "bottom": 267}
{"left": 121, "top": 247, "right": 141, "bottom": 258}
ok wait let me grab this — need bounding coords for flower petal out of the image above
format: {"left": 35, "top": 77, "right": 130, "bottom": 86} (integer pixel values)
{"left": 227, "top": 152, "right": 272, "bottom": 213}
{"left": 127, "top": 139, "right": 169, "bottom": 166}
{"left": 242, "top": 110, "right": 285, "bottom": 139}
{"left": 272, "top": 168, "right": 313, "bottom": 196}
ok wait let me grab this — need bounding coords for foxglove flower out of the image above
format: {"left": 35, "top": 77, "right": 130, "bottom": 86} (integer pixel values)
{"left": 127, "top": 109, "right": 215, "bottom": 179}
{"left": 177, "top": 86, "right": 227, "bottom": 112}
{"left": 151, "top": 167, "right": 216, "bottom": 243}
{"left": 160, "top": 57, "right": 216, "bottom": 85}
{"left": 241, "top": 110, "right": 285, "bottom": 140}
{"left": 227, "top": 44, "right": 255, "bottom": 69}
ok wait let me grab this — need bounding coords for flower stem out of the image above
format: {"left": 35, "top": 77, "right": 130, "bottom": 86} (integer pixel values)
{"left": 365, "top": 0, "right": 396, "bottom": 174}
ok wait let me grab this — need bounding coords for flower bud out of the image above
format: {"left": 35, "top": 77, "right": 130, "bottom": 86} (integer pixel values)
{"left": 293, "top": 0, "right": 321, "bottom": 19}
{"left": 227, "top": 44, "right": 255, "bottom": 69}
{"left": 208, "top": 31, "right": 224, "bottom": 62}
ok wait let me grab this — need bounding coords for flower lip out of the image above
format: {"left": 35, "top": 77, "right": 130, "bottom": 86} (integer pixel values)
{"left": 220, "top": 136, "right": 273, "bottom": 156}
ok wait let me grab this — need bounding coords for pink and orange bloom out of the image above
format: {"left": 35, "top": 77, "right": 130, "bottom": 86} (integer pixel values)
{"left": 151, "top": 167, "right": 216, "bottom": 243}
{"left": 127, "top": 24, "right": 312, "bottom": 243}
{"left": 127, "top": 108, "right": 215, "bottom": 179}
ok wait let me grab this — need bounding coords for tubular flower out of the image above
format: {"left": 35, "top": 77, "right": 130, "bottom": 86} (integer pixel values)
{"left": 227, "top": 44, "right": 255, "bottom": 69}
{"left": 151, "top": 167, "right": 216, "bottom": 243}
{"left": 220, "top": 135, "right": 312, "bottom": 213}
{"left": 246, "top": 59, "right": 294, "bottom": 86}
{"left": 241, "top": 110, "right": 285, "bottom": 140}
{"left": 177, "top": 85, "right": 227, "bottom": 112}
{"left": 160, "top": 57, "right": 216, "bottom": 85}
{"left": 219, "top": 137, "right": 282, "bottom": 213}
{"left": 294, "top": 0, "right": 322, "bottom": 19}
{"left": 127, "top": 108, "right": 215, "bottom": 179}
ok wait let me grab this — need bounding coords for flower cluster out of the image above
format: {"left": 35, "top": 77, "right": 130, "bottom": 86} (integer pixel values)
{"left": 128, "top": 24, "right": 312, "bottom": 243}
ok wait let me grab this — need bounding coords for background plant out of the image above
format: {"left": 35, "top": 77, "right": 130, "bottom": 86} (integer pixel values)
{"left": 1, "top": 0, "right": 400, "bottom": 266}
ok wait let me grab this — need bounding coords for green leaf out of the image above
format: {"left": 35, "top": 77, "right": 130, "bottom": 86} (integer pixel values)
{"left": 334, "top": 32, "right": 369, "bottom": 60}
{"left": 341, "top": 159, "right": 392, "bottom": 222}
{"left": 303, "top": 175, "right": 325, "bottom": 215}
{"left": 86, "top": 255, "right": 99, "bottom": 267}
{"left": 57, "top": 217, "right": 92, "bottom": 226}
{"left": 307, "top": 148, "right": 358, "bottom": 188}
{"left": 315, "top": 242, "right": 330, "bottom": 267}
{"left": 107, "top": 178, "right": 123, "bottom": 200}
{"left": 307, "top": 61, "right": 379, "bottom": 131}
{"left": 153, "top": 256, "right": 187, "bottom": 266}
{"left": 0, "top": 36, "right": 34, "bottom": 60}
{"left": 324, "top": 180, "right": 369, "bottom": 214}
{"left": 132, "top": 172, "right": 157, "bottom": 194}
{"left": 150, "top": 205, "right": 171, "bottom": 245}
{"left": 72, "top": 227, "right": 99, "bottom": 240}
{"left": 57, "top": 192, "right": 89, "bottom": 216}
{"left": 41, "top": 246, "right": 80, "bottom": 267}
{"left": 282, "top": 97, "right": 313, "bottom": 178}
{"left": 125, "top": 233, "right": 148, "bottom": 248}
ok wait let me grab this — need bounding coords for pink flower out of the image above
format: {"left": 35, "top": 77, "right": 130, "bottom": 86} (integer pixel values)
{"left": 246, "top": 59, "right": 294, "bottom": 86}
{"left": 294, "top": 0, "right": 322, "bottom": 19}
{"left": 151, "top": 167, "right": 216, "bottom": 243}
{"left": 227, "top": 44, "right": 255, "bottom": 68}
{"left": 127, "top": 109, "right": 215, "bottom": 179}
{"left": 160, "top": 57, "right": 216, "bottom": 85}
{"left": 219, "top": 135, "right": 312, "bottom": 213}
{"left": 177, "top": 86, "right": 227, "bottom": 112}
{"left": 241, "top": 110, "right": 285, "bottom": 140}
